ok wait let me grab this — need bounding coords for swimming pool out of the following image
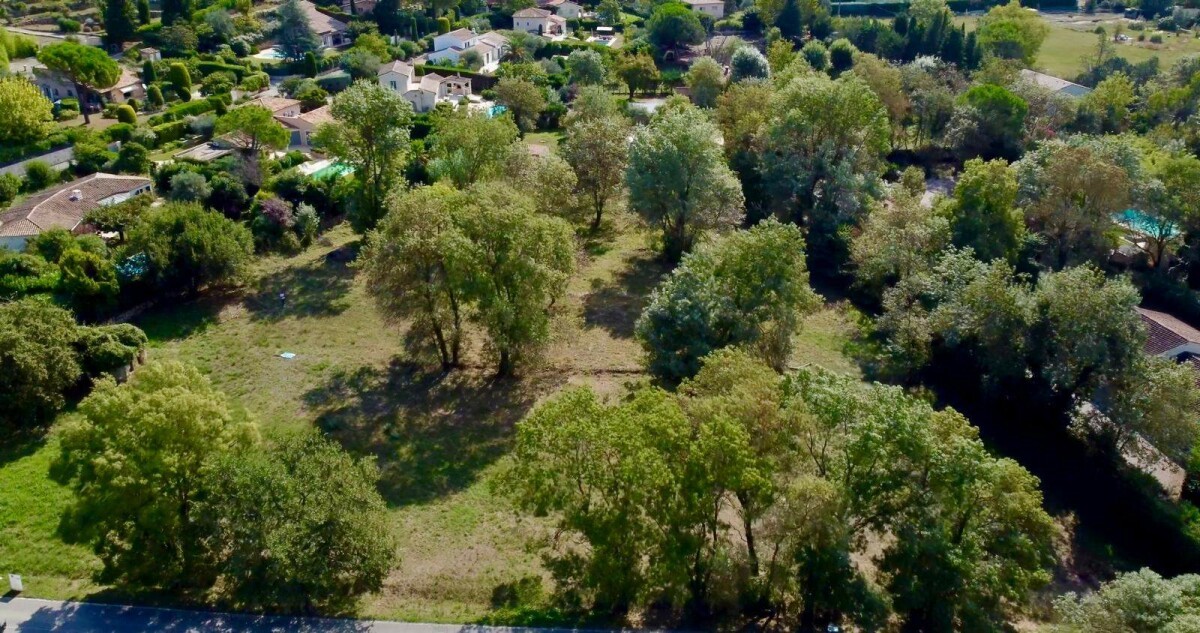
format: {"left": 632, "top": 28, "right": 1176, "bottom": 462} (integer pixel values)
{"left": 312, "top": 162, "right": 353, "bottom": 179}
{"left": 1114, "top": 209, "right": 1178, "bottom": 238}
{"left": 252, "top": 47, "right": 286, "bottom": 60}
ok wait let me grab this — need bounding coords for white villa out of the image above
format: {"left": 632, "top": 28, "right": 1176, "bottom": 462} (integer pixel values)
{"left": 512, "top": 7, "right": 568, "bottom": 37}
{"left": 682, "top": 0, "right": 725, "bottom": 18}
{"left": 378, "top": 60, "right": 472, "bottom": 112}
{"left": 426, "top": 29, "right": 509, "bottom": 71}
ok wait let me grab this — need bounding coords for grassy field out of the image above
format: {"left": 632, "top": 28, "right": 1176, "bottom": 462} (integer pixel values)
{"left": 0, "top": 215, "right": 863, "bottom": 623}
{"left": 959, "top": 13, "right": 1200, "bottom": 78}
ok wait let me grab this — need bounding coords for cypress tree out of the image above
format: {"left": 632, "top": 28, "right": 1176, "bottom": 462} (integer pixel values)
{"left": 142, "top": 59, "right": 157, "bottom": 82}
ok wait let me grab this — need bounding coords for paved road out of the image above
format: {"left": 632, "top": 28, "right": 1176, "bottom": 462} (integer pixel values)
{"left": 0, "top": 598, "right": 609, "bottom": 633}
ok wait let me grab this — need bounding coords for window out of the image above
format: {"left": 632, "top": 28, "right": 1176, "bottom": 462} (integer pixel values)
{"left": 390, "top": 80, "right": 397, "bottom": 90}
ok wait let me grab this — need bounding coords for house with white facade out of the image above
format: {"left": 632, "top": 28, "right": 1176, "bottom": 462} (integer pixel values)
{"left": 513, "top": 7, "right": 568, "bottom": 37}
{"left": 298, "top": 0, "right": 349, "bottom": 48}
{"left": 378, "top": 60, "right": 472, "bottom": 112}
{"left": 556, "top": 1, "right": 585, "bottom": 19}
{"left": 275, "top": 105, "right": 335, "bottom": 149}
{"left": 427, "top": 29, "right": 508, "bottom": 71}
{"left": 682, "top": 0, "right": 725, "bottom": 18}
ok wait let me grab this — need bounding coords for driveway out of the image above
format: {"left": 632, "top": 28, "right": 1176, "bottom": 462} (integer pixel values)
{"left": 0, "top": 597, "right": 611, "bottom": 633}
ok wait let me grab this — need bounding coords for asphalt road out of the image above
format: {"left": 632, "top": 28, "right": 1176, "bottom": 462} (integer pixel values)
{"left": 0, "top": 597, "right": 603, "bottom": 633}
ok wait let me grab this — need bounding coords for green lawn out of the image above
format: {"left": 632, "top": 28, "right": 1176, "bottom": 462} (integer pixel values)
{"left": 959, "top": 14, "right": 1200, "bottom": 79}
{"left": 0, "top": 219, "right": 862, "bottom": 622}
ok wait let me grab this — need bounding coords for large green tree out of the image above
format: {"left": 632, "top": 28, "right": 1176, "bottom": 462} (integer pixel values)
{"left": 126, "top": 202, "right": 254, "bottom": 293}
{"left": 626, "top": 105, "right": 744, "bottom": 261}
{"left": 214, "top": 105, "right": 290, "bottom": 156}
{"left": 560, "top": 112, "right": 629, "bottom": 229}
{"left": 276, "top": 0, "right": 320, "bottom": 61}
{"left": 941, "top": 157, "right": 1025, "bottom": 264}
{"left": 197, "top": 433, "right": 395, "bottom": 613}
{"left": 495, "top": 77, "right": 546, "bottom": 137}
{"left": 37, "top": 42, "right": 121, "bottom": 124}
{"left": 0, "top": 299, "right": 83, "bottom": 428}
{"left": 646, "top": 2, "right": 705, "bottom": 51}
{"left": 52, "top": 361, "right": 258, "bottom": 588}
{"left": 1051, "top": 569, "right": 1200, "bottom": 632}
{"left": 762, "top": 73, "right": 890, "bottom": 263}
{"left": 976, "top": 0, "right": 1049, "bottom": 64}
{"left": 102, "top": 0, "right": 138, "bottom": 47}
{"left": 427, "top": 109, "right": 520, "bottom": 188}
{"left": 684, "top": 56, "right": 725, "bottom": 108}
{"left": 314, "top": 80, "right": 413, "bottom": 232}
{"left": 160, "top": 0, "right": 193, "bottom": 25}
{"left": 0, "top": 76, "right": 55, "bottom": 146}
{"left": 850, "top": 186, "right": 950, "bottom": 296}
{"left": 637, "top": 220, "right": 820, "bottom": 383}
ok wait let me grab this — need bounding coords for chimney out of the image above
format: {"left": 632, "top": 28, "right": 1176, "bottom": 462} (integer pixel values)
{"left": 69, "top": 189, "right": 82, "bottom": 201}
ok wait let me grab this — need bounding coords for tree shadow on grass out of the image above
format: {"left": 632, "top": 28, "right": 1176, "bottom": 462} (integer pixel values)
{"left": 303, "top": 360, "right": 562, "bottom": 506}
{"left": 0, "top": 428, "right": 48, "bottom": 469}
{"left": 244, "top": 246, "right": 357, "bottom": 322}
{"left": 581, "top": 249, "right": 668, "bottom": 339}
{"left": 133, "top": 288, "right": 238, "bottom": 342}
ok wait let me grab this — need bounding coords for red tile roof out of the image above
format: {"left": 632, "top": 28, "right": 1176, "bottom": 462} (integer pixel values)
{"left": 0, "top": 173, "right": 152, "bottom": 238}
{"left": 1138, "top": 307, "right": 1200, "bottom": 355}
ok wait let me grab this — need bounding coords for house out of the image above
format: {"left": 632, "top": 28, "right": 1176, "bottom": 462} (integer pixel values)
{"left": 427, "top": 29, "right": 508, "bottom": 70}
{"left": 378, "top": 60, "right": 472, "bottom": 113}
{"left": 27, "top": 63, "right": 145, "bottom": 110}
{"left": 276, "top": 105, "right": 335, "bottom": 149}
{"left": 0, "top": 173, "right": 152, "bottom": 251}
{"left": 139, "top": 47, "right": 161, "bottom": 62}
{"left": 246, "top": 95, "right": 303, "bottom": 118}
{"left": 1138, "top": 307, "right": 1200, "bottom": 388}
{"left": 556, "top": 0, "right": 585, "bottom": 18}
{"left": 512, "top": 7, "right": 568, "bottom": 37}
{"left": 298, "top": 0, "right": 348, "bottom": 48}
{"left": 340, "top": 0, "right": 378, "bottom": 14}
{"left": 1018, "top": 69, "right": 1092, "bottom": 99}
{"left": 682, "top": 0, "right": 725, "bottom": 18}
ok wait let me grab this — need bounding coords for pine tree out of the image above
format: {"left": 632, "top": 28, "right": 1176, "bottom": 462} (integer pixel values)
{"left": 161, "top": 0, "right": 193, "bottom": 25}
{"left": 137, "top": 0, "right": 150, "bottom": 24}
{"left": 964, "top": 28, "right": 982, "bottom": 70}
{"left": 776, "top": 0, "right": 802, "bottom": 40}
{"left": 941, "top": 23, "right": 964, "bottom": 65}
{"left": 277, "top": 0, "right": 320, "bottom": 61}
{"left": 142, "top": 59, "right": 157, "bottom": 82}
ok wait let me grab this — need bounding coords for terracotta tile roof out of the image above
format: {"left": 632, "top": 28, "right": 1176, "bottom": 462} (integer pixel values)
{"left": 378, "top": 60, "right": 414, "bottom": 76}
{"left": 246, "top": 96, "right": 301, "bottom": 114}
{"left": 1183, "top": 354, "right": 1200, "bottom": 389}
{"left": 443, "top": 28, "right": 474, "bottom": 40}
{"left": 299, "top": 104, "right": 333, "bottom": 125}
{"left": 513, "top": 7, "right": 552, "bottom": 17}
{"left": 299, "top": 0, "right": 347, "bottom": 34}
{"left": 479, "top": 31, "right": 508, "bottom": 47}
{"left": 0, "top": 173, "right": 152, "bottom": 238}
{"left": 1138, "top": 307, "right": 1200, "bottom": 355}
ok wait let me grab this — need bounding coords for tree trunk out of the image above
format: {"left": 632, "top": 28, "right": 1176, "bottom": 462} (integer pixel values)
{"left": 75, "top": 81, "right": 92, "bottom": 125}
{"left": 591, "top": 195, "right": 604, "bottom": 231}
{"left": 497, "top": 348, "right": 513, "bottom": 377}
{"left": 739, "top": 492, "right": 759, "bottom": 577}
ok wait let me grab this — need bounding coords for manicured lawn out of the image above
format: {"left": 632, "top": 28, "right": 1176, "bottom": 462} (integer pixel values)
{"left": 959, "top": 14, "right": 1200, "bottom": 79}
{"left": 0, "top": 218, "right": 863, "bottom": 622}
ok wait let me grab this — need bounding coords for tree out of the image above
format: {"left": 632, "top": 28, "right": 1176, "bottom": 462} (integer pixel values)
{"left": 615, "top": 52, "right": 660, "bottom": 99}
{"left": 102, "top": 0, "right": 138, "bottom": 47}
{"left": 168, "top": 171, "right": 212, "bottom": 203}
{"left": 566, "top": 48, "right": 606, "bottom": 86}
{"left": 197, "top": 433, "right": 395, "bottom": 613}
{"left": 126, "top": 202, "right": 254, "bottom": 293}
{"left": 137, "top": 0, "right": 150, "bottom": 24}
{"left": 1016, "top": 136, "right": 1134, "bottom": 269}
{"left": 360, "top": 184, "right": 472, "bottom": 371}
{"left": 943, "top": 157, "right": 1025, "bottom": 264}
{"left": 977, "top": 0, "right": 1050, "bottom": 64}
{"left": 314, "top": 80, "right": 413, "bottom": 233}
{"left": 1052, "top": 569, "right": 1200, "bottom": 632}
{"left": 730, "top": 46, "right": 769, "bottom": 81}
{"left": 59, "top": 247, "right": 120, "bottom": 317}
{"left": 1079, "top": 71, "right": 1135, "bottom": 133}
{"left": 565, "top": 85, "right": 622, "bottom": 125}
{"left": 850, "top": 53, "right": 908, "bottom": 143}
{"left": 801, "top": 40, "right": 829, "bottom": 71}
{"left": 495, "top": 77, "right": 546, "bottom": 137}
{"left": 1138, "top": 149, "right": 1200, "bottom": 270}
{"left": 0, "top": 76, "right": 55, "bottom": 145}
{"left": 427, "top": 109, "right": 519, "bottom": 188}
{"left": 637, "top": 220, "right": 820, "bottom": 382}
{"left": 762, "top": 73, "right": 890, "bottom": 262}
{"left": 115, "top": 103, "right": 136, "bottom": 124}
{"left": 685, "top": 56, "right": 725, "bottom": 108}
{"left": 277, "top": 0, "right": 320, "bottom": 61}
{"left": 214, "top": 105, "right": 290, "bottom": 156}
{"left": 0, "top": 300, "right": 82, "bottom": 428}
{"left": 84, "top": 193, "right": 151, "bottom": 241}
{"left": 456, "top": 183, "right": 575, "bottom": 376}
{"left": 161, "top": 0, "right": 193, "bottom": 25}
{"left": 113, "top": 141, "right": 151, "bottom": 175}
{"left": 646, "top": 2, "right": 705, "bottom": 51}
{"left": 626, "top": 105, "right": 744, "bottom": 261}
{"left": 303, "top": 50, "right": 318, "bottom": 78}
{"left": 53, "top": 361, "right": 257, "bottom": 588}
{"left": 850, "top": 187, "right": 950, "bottom": 296}
{"left": 597, "top": 0, "right": 622, "bottom": 24}
{"left": 167, "top": 62, "right": 193, "bottom": 100}
{"left": 947, "top": 83, "right": 1028, "bottom": 160}
{"left": 561, "top": 113, "right": 629, "bottom": 229}
{"left": 37, "top": 42, "right": 120, "bottom": 124}
{"left": 828, "top": 38, "right": 856, "bottom": 73}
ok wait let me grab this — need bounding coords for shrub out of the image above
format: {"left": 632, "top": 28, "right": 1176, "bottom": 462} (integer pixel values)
{"left": 1150, "top": 33, "right": 1164, "bottom": 43}
{"left": 148, "top": 85, "right": 164, "bottom": 107}
{"left": 22, "top": 161, "right": 56, "bottom": 193}
{"left": 115, "top": 104, "right": 137, "bottom": 124}
{"left": 105, "top": 123, "right": 135, "bottom": 142}
{"left": 168, "top": 171, "right": 212, "bottom": 202}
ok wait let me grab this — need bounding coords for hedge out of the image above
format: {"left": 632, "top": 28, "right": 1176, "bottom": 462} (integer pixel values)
{"left": 151, "top": 120, "right": 191, "bottom": 145}
{"left": 316, "top": 72, "right": 353, "bottom": 93}
{"left": 197, "top": 60, "right": 249, "bottom": 79}
{"left": 415, "top": 64, "right": 497, "bottom": 89}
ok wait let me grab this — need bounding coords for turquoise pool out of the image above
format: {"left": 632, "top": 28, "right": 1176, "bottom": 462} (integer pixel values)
{"left": 312, "top": 163, "right": 353, "bottom": 179}
{"left": 487, "top": 104, "right": 507, "bottom": 118}
{"left": 1114, "top": 209, "right": 1178, "bottom": 238}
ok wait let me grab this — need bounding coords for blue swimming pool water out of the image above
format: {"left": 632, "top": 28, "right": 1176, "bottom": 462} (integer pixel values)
{"left": 1114, "top": 208, "right": 1178, "bottom": 238}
